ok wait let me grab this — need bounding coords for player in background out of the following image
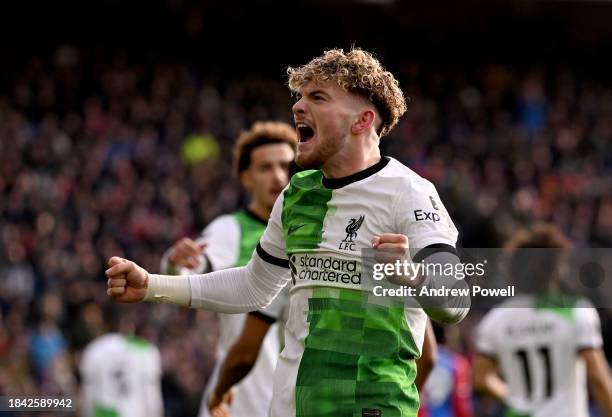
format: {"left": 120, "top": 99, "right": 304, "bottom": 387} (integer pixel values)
{"left": 106, "top": 48, "right": 470, "bottom": 417}
{"left": 160, "top": 121, "right": 297, "bottom": 417}
{"left": 79, "top": 309, "right": 162, "bottom": 417}
{"left": 418, "top": 324, "right": 473, "bottom": 417}
{"left": 474, "top": 223, "right": 612, "bottom": 417}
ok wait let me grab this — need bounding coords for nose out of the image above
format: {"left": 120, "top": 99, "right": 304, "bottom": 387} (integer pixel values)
{"left": 292, "top": 97, "right": 305, "bottom": 116}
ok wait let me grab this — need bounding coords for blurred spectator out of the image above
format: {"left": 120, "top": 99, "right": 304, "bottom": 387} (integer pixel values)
{"left": 28, "top": 293, "right": 66, "bottom": 379}
{"left": 0, "top": 46, "right": 611, "bottom": 416}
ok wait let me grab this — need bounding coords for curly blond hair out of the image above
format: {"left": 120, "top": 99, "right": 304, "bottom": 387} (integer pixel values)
{"left": 287, "top": 48, "right": 407, "bottom": 137}
{"left": 233, "top": 121, "right": 297, "bottom": 177}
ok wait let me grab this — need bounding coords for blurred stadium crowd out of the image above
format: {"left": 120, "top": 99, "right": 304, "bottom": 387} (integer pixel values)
{"left": 0, "top": 45, "right": 611, "bottom": 416}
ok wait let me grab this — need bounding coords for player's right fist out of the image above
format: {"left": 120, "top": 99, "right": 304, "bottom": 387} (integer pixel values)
{"left": 168, "top": 238, "right": 207, "bottom": 269}
{"left": 106, "top": 256, "right": 149, "bottom": 303}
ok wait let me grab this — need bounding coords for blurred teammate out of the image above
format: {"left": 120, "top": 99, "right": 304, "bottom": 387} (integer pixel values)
{"left": 79, "top": 311, "right": 162, "bottom": 417}
{"left": 474, "top": 224, "right": 612, "bottom": 417}
{"left": 106, "top": 48, "right": 469, "bottom": 417}
{"left": 160, "top": 121, "right": 296, "bottom": 417}
{"left": 419, "top": 324, "right": 473, "bottom": 417}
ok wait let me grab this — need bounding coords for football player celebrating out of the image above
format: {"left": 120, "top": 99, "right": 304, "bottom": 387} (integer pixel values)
{"left": 106, "top": 48, "right": 469, "bottom": 417}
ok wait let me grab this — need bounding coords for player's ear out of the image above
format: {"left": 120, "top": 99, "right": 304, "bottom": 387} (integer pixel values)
{"left": 351, "top": 109, "right": 376, "bottom": 135}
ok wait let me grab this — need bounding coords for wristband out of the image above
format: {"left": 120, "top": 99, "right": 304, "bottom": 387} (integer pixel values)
{"left": 144, "top": 274, "right": 191, "bottom": 306}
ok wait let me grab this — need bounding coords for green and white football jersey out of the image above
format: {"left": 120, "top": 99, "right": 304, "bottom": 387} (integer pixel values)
{"left": 80, "top": 334, "right": 163, "bottom": 417}
{"left": 258, "top": 156, "right": 459, "bottom": 417}
{"left": 476, "top": 295, "right": 603, "bottom": 417}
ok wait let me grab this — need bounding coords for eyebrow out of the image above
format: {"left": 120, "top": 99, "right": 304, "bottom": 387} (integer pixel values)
{"left": 307, "top": 90, "right": 330, "bottom": 99}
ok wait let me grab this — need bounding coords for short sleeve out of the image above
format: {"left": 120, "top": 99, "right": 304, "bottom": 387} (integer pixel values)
{"left": 574, "top": 300, "right": 603, "bottom": 351}
{"left": 475, "top": 311, "right": 499, "bottom": 357}
{"left": 395, "top": 177, "right": 458, "bottom": 259}
{"left": 198, "top": 215, "right": 241, "bottom": 271}
{"left": 257, "top": 192, "right": 288, "bottom": 266}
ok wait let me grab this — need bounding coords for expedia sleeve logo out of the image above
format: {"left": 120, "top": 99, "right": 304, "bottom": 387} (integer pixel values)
{"left": 414, "top": 209, "right": 441, "bottom": 222}
{"left": 414, "top": 195, "right": 442, "bottom": 222}
{"left": 290, "top": 253, "right": 362, "bottom": 287}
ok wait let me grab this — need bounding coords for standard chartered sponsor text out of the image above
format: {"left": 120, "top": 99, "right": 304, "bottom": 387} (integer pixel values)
{"left": 296, "top": 254, "right": 361, "bottom": 285}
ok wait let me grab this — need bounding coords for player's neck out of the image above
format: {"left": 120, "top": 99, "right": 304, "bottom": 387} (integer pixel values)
{"left": 322, "top": 137, "right": 381, "bottom": 179}
{"left": 248, "top": 201, "right": 271, "bottom": 222}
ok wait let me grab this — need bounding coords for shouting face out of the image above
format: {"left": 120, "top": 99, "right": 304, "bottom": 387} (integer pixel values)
{"left": 292, "top": 81, "right": 359, "bottom": 169}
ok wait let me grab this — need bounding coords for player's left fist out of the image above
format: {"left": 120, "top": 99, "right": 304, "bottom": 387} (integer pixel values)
{"left": 105, "top": 256, "right": 149, "bottom": 303}
{"left": 372, "top": 233, "right": 409, "bottom": 264}
{"left": 371, "top": 234, "right": 422, "bottom": 286}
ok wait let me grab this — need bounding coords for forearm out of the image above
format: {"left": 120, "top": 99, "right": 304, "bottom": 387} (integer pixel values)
{"left": 483, "top": 374, "right": 508, "bottom": 402}
{"left": 582, "top": 349, "right": 612, "bottom": 416}
{"left": 589, "top": 363, "right": 612, "bottom": 417}
{"left": 474, "top": 369, "right": 508, "bottom": 401}
{"left": 145, "top": 253, "right": 289, "bottom": 313}
{"left": 415, "top": 320, "right": 437, "bottom": 391}
{"left": 415, "top": 357, "right": 435, "bottom": 391}
{"left": 592, "top": 381, "right": 612, "bottom": 417}
{"left": 213, "top": 351, "right": 256, "bottom": 399}
{"left": 415, "top": 251, "right": 470, "bottom": 324}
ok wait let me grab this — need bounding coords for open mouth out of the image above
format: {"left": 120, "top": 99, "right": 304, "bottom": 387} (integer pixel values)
{"left": 296, "top": 124, "right": 315, "bottom": 143}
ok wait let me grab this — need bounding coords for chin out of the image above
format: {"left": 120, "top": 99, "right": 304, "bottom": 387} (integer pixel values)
{"left": 295, "top": 152, "right": 323, "bottom": 169}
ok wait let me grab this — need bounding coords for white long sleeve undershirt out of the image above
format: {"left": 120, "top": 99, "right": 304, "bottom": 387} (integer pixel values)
{"left": 145, "top": 252, "right": 290, "bottom": 313}
{"left": 145, "top": 250, "right": 469, "bottom": 324}
{"left": 415, "top": 251, "right": 471, "bottom": 324}
{"left": 188, "top": 252, "right": 290, "bottom": 312}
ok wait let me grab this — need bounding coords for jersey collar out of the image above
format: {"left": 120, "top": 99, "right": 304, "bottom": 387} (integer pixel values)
{"left": 322, "top": 156, "right": 390, "bottom": 189}
{"left": 244, "top": 208, "right": 268, "bottom": 225}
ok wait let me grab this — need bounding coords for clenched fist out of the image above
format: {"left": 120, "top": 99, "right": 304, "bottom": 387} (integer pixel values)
{"left": 372, "top": 233, "right": 409, "bottom": 264}
{"left": 106, "top": 256, "right": 149, "bottom": 302}
{"left": 372, "top": 233, "right": 423, "bottom": 287}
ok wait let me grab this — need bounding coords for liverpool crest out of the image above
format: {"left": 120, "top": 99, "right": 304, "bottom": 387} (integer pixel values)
{"left": 339, "top": 215, "right": 365, "bottom": 251}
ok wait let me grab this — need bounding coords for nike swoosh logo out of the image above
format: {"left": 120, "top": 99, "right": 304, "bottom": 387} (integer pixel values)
{"left": 288, "top": 224, "right": 306, "bottom": 235}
